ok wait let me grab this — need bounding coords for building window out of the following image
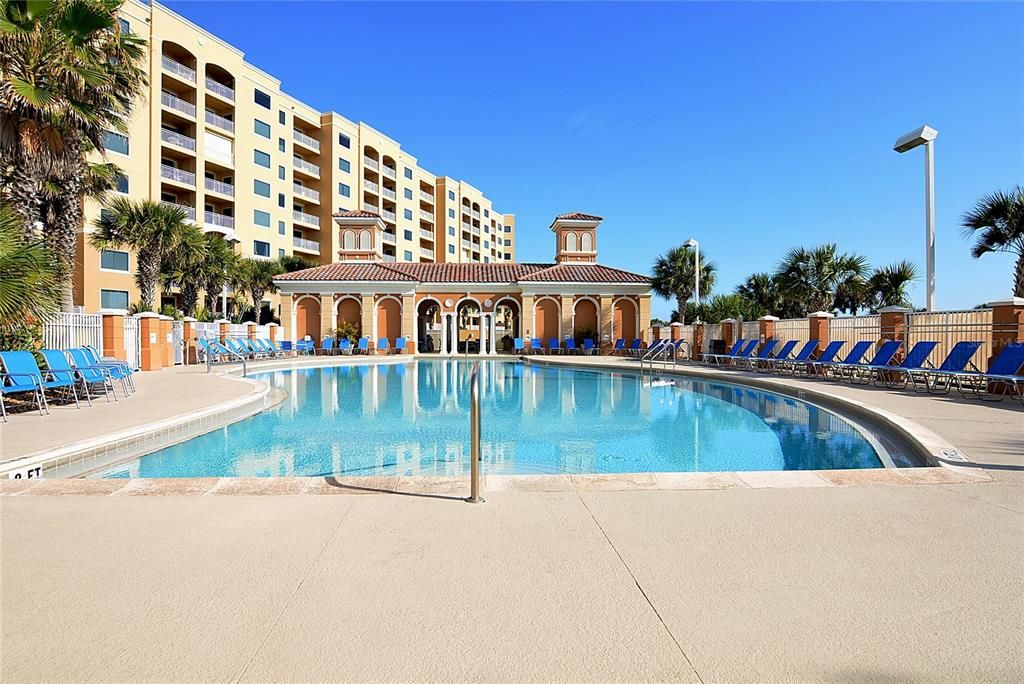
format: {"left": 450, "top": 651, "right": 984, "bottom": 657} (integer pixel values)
{"left": 279, "top": 248, "right": 286, "bottom": 259}
{"left": 403, "top": 167, "right": 413, "bottom": 179}
{"left": 484, "top": 256, "right": 490, "bottom": 263}
{"left": 504, "top": 239, "right": 511, "bottom": 247}
{"left": 338, "top": 158, "right": 350, "bottom": 173}
{"left": 504, "top": 254, "right": 511, "bottom": 260}
{"left": 278, "top": 165, "right": 285, "bottom": 180}
{"left": 448, "top": 190, "right": 455, "bottom": 201}
{"left": 278, "top": 220, "right": 286, "bottom": 236}
{"left": 338, "top": 133, "right": 350, "bottom": 148}
{"left": 100, "top": 250, "right": 129, "bottom": 272}
{"left": 100, "top": 289, "right": 129, "bottom": 309}
{"left": 278, "top": 137, "right": 286, "bottom": 152}
{"left": 484, "top": 240, "right": 489, "bottom": 249}
{"left": 403, "top": 229, "right": 412, "bottom": 240}
{"left": 448, "top": 244, "right": 455, "bottom": 254}
{"left": 448, "top": 208, "right": 455, "bottom": 219}
{"left": 118, "top": 18, "right": 130, "bottom": 33}
{"left": 254, "top": 150, "right": 270, "bottom": 168}
{"left": 403, "top": 188, "right": 412, "bottom": 200}
{"left": 254, "top": 209, "right": 271, "bottom": 227}
{"left": 448, "top": 226, "right": 455, "bottom": 236}
{"left": 115, "top": 175, "right": 129, "bottom": 194}
{"left": 484, "top": 209, "right": 489, "bottom": 218}
{"left": 254, "top": 119, "right": 271, "bottom": 138}
{"left": 404, "top": 250, "right": 413, "bottom": 261}
{"left": 104, "top": 131, "right": 129, "bottom": 155}
{"left": 339, "top": 183, "right": 350, "bottom": 197}
{"left": 402, "top": 209, "right": 412, "bottom": 221}
{"left": 505, "top": 225, "right": 512, "bottom": 233}
{"left": 254, "top": 89, "right": 271, "bottom": 109}
{"left": 253, "top": 240, "right": 271, "bottom": 257}
{"left": 278, "top": 193, "right": 286, "bottom": 208}
{"left": 278, "top": 111, "right": 286, "bottom": 125}
{"left": 253, "top": 179, "right": 271, "bottom": 197}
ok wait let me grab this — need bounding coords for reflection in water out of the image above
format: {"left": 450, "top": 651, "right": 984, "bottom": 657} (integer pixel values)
{"left": 102, "top": 360, "right": 896, "bottom": 478}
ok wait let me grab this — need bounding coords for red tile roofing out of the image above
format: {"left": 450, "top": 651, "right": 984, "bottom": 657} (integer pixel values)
{"left": 332, "top": 210, "right": 380, "bottom": 218}
{"left": 275, "top": 263, "right": 417, "bottom": 281}
{"left": 518, "top": 264, "right": 650, "bottom": 283}
{"left": 554, "top": 212, "right": 604, "bottom": 221}
{"left": 276, "top": 261, "right": 649, "bottom": 284}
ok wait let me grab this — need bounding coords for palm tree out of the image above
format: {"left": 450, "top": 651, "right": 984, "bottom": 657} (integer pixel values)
{"left": 278, "top": 254, "right": 317, "bottom": 273}
{"left": 775, "top": 244, "right": 868, "bottom": 314}
{"left": 200, "top": 237, "right": 243, "bottom": 317}
{"left": 160, "top": 226, "right": 211, "bottom": 317}
{"left": 240, "top": 258, "right": 284, "bottom": 312}
{"left": 89, "top": 199, "right": 196, "bottom": 309}
{"left": 651, "top": 244, "right": 716, "bottom": 321}
{"left": 734, "top": 272, "right": 805, "bottom": 318}
{"left": 0, "top": 203, "right": 59, "bottom": 329}
{"left": 868, "top": 260, "right": 919, "bottom": 311}
{"left": 961, "top": 187, "right": 1024, "bottom": 297}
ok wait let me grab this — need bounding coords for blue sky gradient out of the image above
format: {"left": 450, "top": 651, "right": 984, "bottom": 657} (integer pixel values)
{"left": 166, "top": 1, "right": 1024, "bottom": 318}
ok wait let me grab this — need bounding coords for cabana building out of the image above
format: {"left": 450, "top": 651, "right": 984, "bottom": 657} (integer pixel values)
{"left": 274, "top": 212, "right": 654, "bottom": 353}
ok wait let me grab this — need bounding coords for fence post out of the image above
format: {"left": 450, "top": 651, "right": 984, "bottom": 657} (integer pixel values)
{"left": 182, "top": 317, "right": 197, "bottom": 364}
{"left": 247, "top": 322, "right": 257, "bottom": 339}
{"left": 692, "top": 322, "right": 704, "bottom": 360}
{"left": 158, "top": 315, "right": 174, "bottom": 368}
{"left": 989, "top": 297, "right": 1024, "bottom": 365}
{"left": 759, "top": 315, "right": 779, "bottom": 342}
{"left": 878, "top": 306, "right": 910, "bottom": 356}
{"left": 137, "top": 312, "right": 161, "bottom": 371}
{"left": 808, "top": 311, "right": 833, "bottom": 355}
{"left": 720, "top": 318, "right": 736, "bottom": 351}
{"left": 216, "top": 318, "right": 230, "bottom": 344}
{"left": 267, "top": 322, "right": 279, "bottom": 342}
{"left": 99, "top": 308, "right": 127, "bottom": 362}
{"left": 669, "top": 322, "right": 683, "bottom": 340}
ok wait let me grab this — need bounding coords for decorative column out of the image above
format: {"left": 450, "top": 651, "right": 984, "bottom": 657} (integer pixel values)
{"left": 440, "top": 312, "right": 449, "bottom": 356}
{"left": 319, "top": 294, "right": 334, "bottom": 341}
{"left": 450, "top": 311, "right": 460, "bottom": 355}
{"left": 158, "top": 314, "right": 174, "bottom": 368}
{"left": 137, "top": 312, "right": 162, "bottom": 371}
{"left": 988, "top": 298, "right": 1024, "bottom": 366}
{"left": 402, "top": 294, "right": 416, "bottom": 354}
{"left": 360, "top": 295, "right": 375, "bottom": 346}
{"left": 279, "top": 297, "right": 294, "bottom": 345}
{"left": 878, "top": 306, "right": 910, "bottom": 351}
{"left": 478, "top": 313, "right": 487, "bottom": 356}
{"left": 560, "top": 295, "right": 574, "bottom": 342}
{"left": 246, "top": 322, "right": 257, "bottom": 339}
{"left": 651, "top": 325, "right": 663, "bottom": 341}
{"left": 99, "top": 308, "right": 127, "bottom": 362}
{"left": 638, "top": 296, "right": 652, "bottom": 343}
{"left": 599, "top": 295, "right": 614, "bottom": 352}
{"left": 489, "top": 313, "right": 497, "bottom": 355}
{"left": 216, "top": 318, "right": 230, "bottom": 344}
{"left": 808, "top": 311, "right": 833, "bottom": 355}
{"left": 521, "top": 294, "right": 535, "bottom": 342}
{"left": 759, "top": 315, "right": 779, "bottom": 342}
{"left": 182, "top": 316, "right": 197, "bottom": 365}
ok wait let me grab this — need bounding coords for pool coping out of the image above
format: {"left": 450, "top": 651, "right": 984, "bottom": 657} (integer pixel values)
{"left": 0, "top": 355, "right": 992, "bottom": 488}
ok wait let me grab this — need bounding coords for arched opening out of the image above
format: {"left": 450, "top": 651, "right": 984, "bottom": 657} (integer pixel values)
{"left": 581, "top": 232, "right": 593, "bottom": 252}
{"left": 416, "top": 299, "right": 441, "bottom": 353}
{"left": 495, "top": 299, "right": 520, "bottom": 352}
{"left": 364, "top": 146, "right": 379, "bottom": 162}
{"left": 358, "top": 230, "right": 371, "bottom": 249}
{"left": 336, "top": 297, "right": 361, "bottom": 340}
{"left": 573, "top": 298, "right": 598, "bottom": 343}
{"left": 613, "top": 298, "right": 637, "bottom": 342}
{"left": 204, "top": 63, "right": 235, "bottom": 97}
{"left": 534, "top": 298, "right": 559, "bottom": 342}
{"left": 565, "top": 232, "right": 577, "bottom": 252}
{"left": 457, "top": 300, "right": 481, "bottom": 353}
{"left": 343, "top": 230, "right": 355, "bottom": 249}
{"left": 295, "top": 297, "right": 321, "bottom": 341}
{"left": 376, "top": 297, "right": 401, "bottom": 347}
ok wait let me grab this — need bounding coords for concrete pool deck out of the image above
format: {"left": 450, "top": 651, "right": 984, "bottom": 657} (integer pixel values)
{"left": 1, "top": 355, "right": 1022, "bottom": 681}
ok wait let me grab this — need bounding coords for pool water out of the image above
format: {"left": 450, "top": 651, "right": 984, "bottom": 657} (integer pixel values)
{"left": 100, "top": 359, "right": 902, "bottom": 478}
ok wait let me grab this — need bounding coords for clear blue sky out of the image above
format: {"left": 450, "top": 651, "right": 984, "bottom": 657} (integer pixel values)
{"left": 166, "top": 0, "right": 1023, "bottom": 319}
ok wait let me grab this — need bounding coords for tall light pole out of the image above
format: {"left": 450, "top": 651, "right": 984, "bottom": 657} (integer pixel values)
{"left": 685, "top": 238, "right": 700, "bottom": 320}
{"left": 893, "top": 125, "right": 938, "bottom": 311}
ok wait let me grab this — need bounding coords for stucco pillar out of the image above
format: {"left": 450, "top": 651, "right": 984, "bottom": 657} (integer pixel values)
{"left": 402, "top": 294, "right": 416, "bottom": 354}
{"left": 599, "top": 295, "right": 613, "bottom": 352}
{"left": 99, "top": 309, "right": 126, "bottom": 362}
{"left": 878, "top": 306, "right": 910, "bottom": 358}
{"left": 478, "top": 312, "right": 488, "bottom": 356}
{"left": 490, "top": 313, "right": 497, "bottom": 355}
{"left": 245, "top": 322, "right": 256, "bottom": 339}
{"left": 440, "top": 312, "right": 449, "bottom": 355}
{"left": 638, "top": 296, "right": 652, "bottom": 344}
{"left": 137, "top": 312, "right": 161, "bottom": 371}
{"left": 450, "top": 312, "right": 460, "bottom": 355}
{"left": 267, "top": 322, "right": 279, "bottom": 342}
{"left": 279, "top": 298, "right": 294, "bottom": 345}
{"left": 669, "top": 322, "right": 683, "bottom": 340}
{"left": 989, "top": 298, "right": 1024, "bottom": 366}
{"left": 361, "top": 295, "right": 375, "bottom": 346}
{"left": 521, "top": 295, "right": 535, "bottom": 339}
{"left": 692, "top": 322, "right": 704, "bottom": 360}
{"left": 560, "top": 295, "right": 573, "bottom": 341}
{"left": 182, "top": 316, "right": 197, "bottom": 364}
{"left": 158, "top": 315, "right": 173, "bottom": 368}
{"left": 808, "top": 311, "right": 833, "bottom": 355}
{"left": 720, "top": 318, "right": 736, "bottom": 351}
{"left": 759, "top": 315, "right": 779, "bottom": 341}
{"left": 319, "top": 294, "right": 334, "bottom": 341}
{"left": 216, "top": 318, "right": 230, "bottom": 344}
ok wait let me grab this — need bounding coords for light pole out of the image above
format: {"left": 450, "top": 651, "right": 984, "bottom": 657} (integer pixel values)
{"left": 893, "top": 125, "right": 938, "bottom": 311}
{"left": 685, "top": 238, "right": 700, "bottom": 320}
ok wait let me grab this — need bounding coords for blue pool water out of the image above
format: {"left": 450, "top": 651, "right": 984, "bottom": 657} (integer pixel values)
{"left": 100, "top": 360, "right": 900, "bottom": 478}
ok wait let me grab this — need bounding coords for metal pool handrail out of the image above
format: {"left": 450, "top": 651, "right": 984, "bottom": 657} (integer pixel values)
{"left": 467, "top": 361, "right": 484, "bottom": 503}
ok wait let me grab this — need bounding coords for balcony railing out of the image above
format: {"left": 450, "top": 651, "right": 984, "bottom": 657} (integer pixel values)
{"left": 462, "top": 206, "right": 471, "bottom": 215}
{"left": 293, "top": 236, "right": 320, "bottom": 253}
{"left": 419, "top": 228, "right": 434, "bottom": 240}
{"left": 471, "top": 226, "right": 481, "bottom": 236}
{"left": 204, "top": 211, "right": 234, "bottom": 229}
{"left": 419, "top": 210, "right": 433, "bottom": 222}
{"left": 381, "top": 209, "right": 396, "bottom": 222}
{"left": 204, "top": 177, "right": 234, "bottom": 196}
{"left": 382, "top": 166, "right": 397, "bottom": 179}
{"left": 161, "top": 201, "right": 195, "bottom": 221}
{"left": 292, "top": 129, "right": 320, "bottom": 152}
{"left": 160, "top": 128, "right": 195, "bottom": 151}
{"left": 381, "top": 187, "right": 396, "bottom": 200}
{"left": 472, "top": 209, "right": 481, "bottom": 219}
{"left": 161, "top": 55, "right": 196, "bottom": 83}
{"left": 293, "top": 183, "right": 319, "bottom": 202}
{"left": 292, "top": 156, "right": 319, "bottom": 177}
{"left": 462, "top": 222, "right": 472, "bottom": 231}
{"left": 382, "top": 232, "right": 396, "bottom": 244}
{"left": 362, "top": 202, "right": 378, "bottom": 213}
{"left": 204, "top": 109, "right": 234, "bottom": 132}
{"left": 420, "top": 248, "right": 435, "bottom": 259}
{"left": 161, "top": 91, "right": 195, "bottom": 117}
{"left": 160, "top": 164, "right": 195, "bottom": 186}
{"left": 363, "top": 179, "right": 379, "bottom": 193}
{"left": 382, "top": 254, "right": 396, "bottom": 262}
{"left": 292, "top": 209, "right": 320, "bottom": 227}
{"left": 420, "top": 190, "right": 434, "bottom": 202}
{"left": 364, "top": 156, "right": 379, "bottom": 171}
{"left": 205, "top": 77, "right": 234, "bottom": 101}
{"left": 461, "top": 239, "right": 473, "bottom": 249}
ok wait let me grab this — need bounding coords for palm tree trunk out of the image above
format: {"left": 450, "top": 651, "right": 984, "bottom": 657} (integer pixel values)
{"left": 135, "top": 249, "right": 160, "bottom": 309}
{"left": 1015, "top": 250, "right": 1024, "bottom": 299}
{"left": 676, "top": 294, "right": 688, "bottom": 323}
{"left": 1, "top": 157, "right": 44, "bottom": 239}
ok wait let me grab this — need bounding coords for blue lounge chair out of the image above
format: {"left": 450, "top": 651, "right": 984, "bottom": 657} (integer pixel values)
{"left": 583, "top": 338, "right": 597, "bottom": 355}
{"left": 67, "top": 348, "right": 120, "bottom": 401}
{"left": 812, "top": 340, "right": 872, "bottom": 378}
{"left": 756, "top": 340, "right": 798, "bottom": 373}
{"left": 772, "top": 340, "right": 820, "bottom": 374}
{"left": 242, "top": 338, "right": 269, "bottom": 358}
{"left": 929, "top": 343, "right": 1024, "bottom": 402}
{"left": 709, "top": 339, "right": 757, "bottom": 366}
{"left": 266, "top": 339, "right": 290, "bottom": 356}
{"left": 626, "top": 339, "right": 642, "bottom": 357}
{"left": 253, "top": 339, "right": 280, "bottom": 357}
{"left": 317, "top": 337, "right": 335, "bottom": 355}
{"left": 225, "top": 338, "right": 251, "bottom": 357}
{"left": 83, "top": 345, "right": 135, "bottom": 393}
{"left": 702, "top": 339, "right": 745, "bottom": 365}
{"left": 906, "top": 341, "right": 983, "bottom": 393}
{"left": 861, "top": 341, "right": 938, "bottom": 388}
{"left": 831, "top": 340, "right": 903, "bottom": 382}
{"left": 39, "top": 349, "right": 87, "bottom": 407}
{"left": 514, "top": 338, "right": 526, "bottom": 354}
{"left": 743, "top": 339, "right": 779, "bottom": 370}
{"left": 530, "top": 338, "right": 544, "bottom": 355}
{"left": 338, "top": 338, "right": 352, "bottom": 355}
{"left": 0, "top": 350, "right": 83, "bottom": 420}
{"left": 548, "top": 338, "right": 562, "bottom": 355}
{"left": 377, "top": 337, "right": 389, "bottom": 354}
{"left": 609, "top": 338, "right": 624, "bottom": 355}
{"left": 394, "top": 338, "right": 406, "bottom": 354}
{"left": 564, "top": 339, "right": 577, "bottom": 354}
{"left": 356, "top": 337, "right": 370, "bottom": 355}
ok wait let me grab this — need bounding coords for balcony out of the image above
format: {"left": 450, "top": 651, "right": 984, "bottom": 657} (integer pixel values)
{"left": 161, "top": 55, "right": 196, "bottom": 83}
{"left": 292, "top": 129, "right": 320, "bottom": 152}
{"left": 420, "top": 190, "right": 434, "bottom": 203}
{"left": 461, "top": 239, "right": 473, "bottom": 249}
{"left": 363, "top": 179, "right": 379, "bottom": 194}
{"left": 161, "top": 201, "right": 195, "bottom": 222}
{"left": 203, "top": 211, "right": 234, "bottom": 230}
{"left": 161, "top": 91, "right": 195, "bottom": 117}
{"left": 292, "top": 156, "right": 319, "bottom": 177}
{"left": 364, "top": 156, "right": 379, "bottom": 171}
{"left": 160, "top": 164, "right": 195, "bottom": 186}
{"left": 382, "top": 232, "right": 396, "bottom": 244}
{"left": 472, "top": 209, "right": 481, "bottom": 219}
{"left": 381, "top": 187, "right": 396, "bottom": 200}
{"left": 420, "top": 248, "right": 435, "bottom": 259}
{"left": 382, "top": 166, "right": 397, "bottom": 179}
{"left": 205, "top": 77, "right": 234, "bottom": 101}
{"left": 204, "top": 177, "right": 234, "bottom": 197}
{"left": 419, "top": 210, "right": 433, "bottom": 222}
{"left": 419, "top": 228, "right": 434, "bottom": 240}
{"left": 204, "top": 109, "right": 234, "bottom": 133}
{"left": 362, "top": 202, "right": 378, "bottom": 213}
{"left": 381, "top": 208, "right": 396, "bottom": 222}
{"left": 292, "top": 209, "right": 320, "bottom": 227}
{"left": 293, "top": 236, "right": 320, "bottom": 254}
{"left": 382, "top": 254, "right": 396, "bottom": 262}
{"left": 160, "top": 128, "right": 195, "bottom": 152}
{"left": 461, "top": 206, "right": 471, "bottom": 215}
{"left": 293, "top": 183, "right": 319, "bottom": 203}
{"left": 471, "top": 226, "right": 481, "bottom": 236}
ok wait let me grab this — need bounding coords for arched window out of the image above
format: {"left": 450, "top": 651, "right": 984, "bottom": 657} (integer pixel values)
{"left": 565, "top": 232, "right": 578, "bottom": 252}
{"left": 581, "top": 232, "right": 593, "bottom": 252}
{"left": 359, "top": 230, "right": 371, "bottom": 249}
{"left": 343, "top": 230, "right": 355, "bottom": 249}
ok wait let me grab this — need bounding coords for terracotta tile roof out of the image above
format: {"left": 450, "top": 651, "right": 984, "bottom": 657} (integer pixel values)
{"left": 275, "top": 262, "right": 417, "bottom": 282}
{"left": 276, "top": 261, "right": 650, "bottom": 285}
{"left": 332, "top": 210, "right": 380, "bottom": 218}
{"left": 554, "top": 212, "right": 603, "bottom": 221}
{"left": 383, "top": 262, "right": 551, "bottom": 283}
{"left": 518, "top": 264, "right": 650, "bottom": 284}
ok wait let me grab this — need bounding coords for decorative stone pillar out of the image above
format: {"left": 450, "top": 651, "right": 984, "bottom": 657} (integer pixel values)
{"left": 360, "top": 295, "right": 375, "bottom": 346}
{"left": 720, "top": 318, "right": 736, "bottom": 352}
{"left": 669, "top": 322, "right": 683, "bottom": 341}
{"left": 808, "top": 311, "right": 834, "bottom": 355}
{"left": 490, "top": 313, "right": 498, "bottom": 355}
{"left": 560, "top": 295, "right": 574, "bottom": 342}
{"left": 521, "top": 294, "right": 535, "bottom": 341}
{"left": 279, "top": 298, "right": 294, "bottom": 345}
{"left": 182, "top": 316, "right": 197, "bottom": 365}
{"left": 402, "top": 294, "right": 416, "bottom": 354}
{"left": 319, "top": 294, "right": 334, "bottom": 342}
{"left": 245, "top": 322, "right": 256, "bottom": 340}
{"left": 988, "top": 297, "right": 1024, "bottom": 367}
{"left": 137, "top": 312, "right": 162, "bottom": 371}
{"left": 216, "top": 318, "right": 230, "bottom": 344}
{"left": 267, "top": 322, "right": 279, "bottom": 342}
{"left": 99, "top": 308, "right": 127, "bottom": 362}
{"left": 158, "top": 315, "right": 174, "bottom": 368}
{"left": 651, "top": 325, "right": 663, "bottom": 341}
{"left": 440, "top": 312, "right": 449, "bottom": 356}
{"left": 878, "top": 306, "right": 910, "bottom": 350}
{"left": 478, "top": 312, "right": 488, "bottom": 356}
{"left": 599, "top": 295, "right": 614, "bottom": 352}
{"left": 638, "top": 296, "right": 652, "bottom": 343}
{"left": 759, "top": 315, "right": 779, "bottom": 341}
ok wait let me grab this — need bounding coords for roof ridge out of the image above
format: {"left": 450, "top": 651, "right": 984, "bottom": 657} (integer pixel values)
{"left": 374, "top": 261, "right": 422, "bottom": 281}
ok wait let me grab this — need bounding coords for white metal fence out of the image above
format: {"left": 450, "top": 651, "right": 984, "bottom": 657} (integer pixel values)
{"left": 906, "top": 308, "right": 994, "bottom": 371}
{"left": 773, "top": 318, "right": 808, "bottom": 344}
{"left": 123, "top": 316, "right": 140, "bottom": 370}
{"left": 702, "top": 323, "right": 722, "bottom": 354}
{"left": 194, "top": 322, "right": 219, "bottom": 341}
{"left": 829, "top": 315, "right": 881, "bottom": 356}
{"left": 172, "top": 320, "right": 184, "bottom": 365}
{"left": 42, "top": 312, "right": 103, "bottom": 351}
{"left": 740, "top": 320, "right": 760, "bottom": 341}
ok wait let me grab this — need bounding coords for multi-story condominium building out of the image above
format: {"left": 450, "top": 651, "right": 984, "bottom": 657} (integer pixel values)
{"left": 74, "top": 0, "right": 514, "bottom": 313}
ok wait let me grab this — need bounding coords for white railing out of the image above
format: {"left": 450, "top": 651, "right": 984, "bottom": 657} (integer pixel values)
{"left": 229, "top": 323, "right": 248, "bottom": 338}
{"left": 381, "top": 187, "right": 396, "bottom": 200}
{"left": 382, "top": 166, "right": 396, "bottom": 179}
{"left": 382, "top": 254, "right": 396, "bottom": 262}
{"left": 292, "top": 156, "right": 319, "bottom": 176}
{"left": 772, "top": 318, "right": 808, "bottom": 344}
{"left": 161, "top": 55, "right": 196, "bottom": 83}
{"left": 172, "top": 320, "right": 184, "bottom": 365}
{"left": 123, "top": 316, "right": 140, "bottom": 370}
{"left": 462, "top": 222, "right": 472, "bottom": 231}
{"left": 906, "top": 308, "right": 994, "bottom": 372}
{"left": 194, "top": 321, "right": 219, "bottom": 342}
{"left": 204, "top": 211, "right": 234, "bottom": 229}
{"left": 363, "top": 156, "right": 379, "bottom": 171}
{"left": 292, "top": 129, "right": 320, "bottom": 152}
{"left": 420, "top": 190, "right": 433, "bottom": 202}
{"left": 381, "top": 209, "right": 396, "bottom": 221}
{"left": 471, "top": 209, "right": 480, "bottom": 219}
{"left": 363, "top": 179, "right": 379, "bottom": 193}
{"left": 293, "top": 236, "right": 320, "bottom": 253}
{"left": 204, "top": 109, "right": 234, "bottom": 133}
{"left": 161, "top": 201, "right": 196, "bottom": 221}
{"left": 362, "top": 202, "right": 378, "bottom": 213}
{"left": 420, "top": 248, "right": 435, "bottom": 259}
{"left": 419, "top": 210, "right": 433, "bottom": 222}
{"left": 205, "top": 77, "right": 234, "bottom": 100}
{"left": 43, "top": 312, "right": 103, "bottom": 351}
{"left": 292, "top": 209, "right": 320, "bottom": 227}
{"left": 471, "top": 226, "right": 481, "bottom": 236}
{"left": 382, "top": 232, "right": 396, "bottom": 244}
{"left": 160, "top": 128, "right": 195, "bottom": 151}
{"left": 161, "top": 91, "right": 195, "bottom": 117}
{"left": 160, "top": 164, "right": 195, "bottom": 186}
{"left": 204, "top": 177, "right": 234, "bottom": 196}
{"left": 829, "top": 314, "right": 882, "bottom": 354}
{"left": 461, "top": 239, "right": 473, "bottom": 249}
{"left": 419, "top": 228, "right": 434, "bottom": 240}
{"left": 462, "top": 206, "right": 472, "bottom": 215}
{"left": 293, "top": 183, "right": 319, "bottom": 202}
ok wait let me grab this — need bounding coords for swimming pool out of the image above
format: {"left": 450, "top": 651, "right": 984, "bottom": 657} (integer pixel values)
{"left": 99, "top": 359, "right": 913, "bottom": 478}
